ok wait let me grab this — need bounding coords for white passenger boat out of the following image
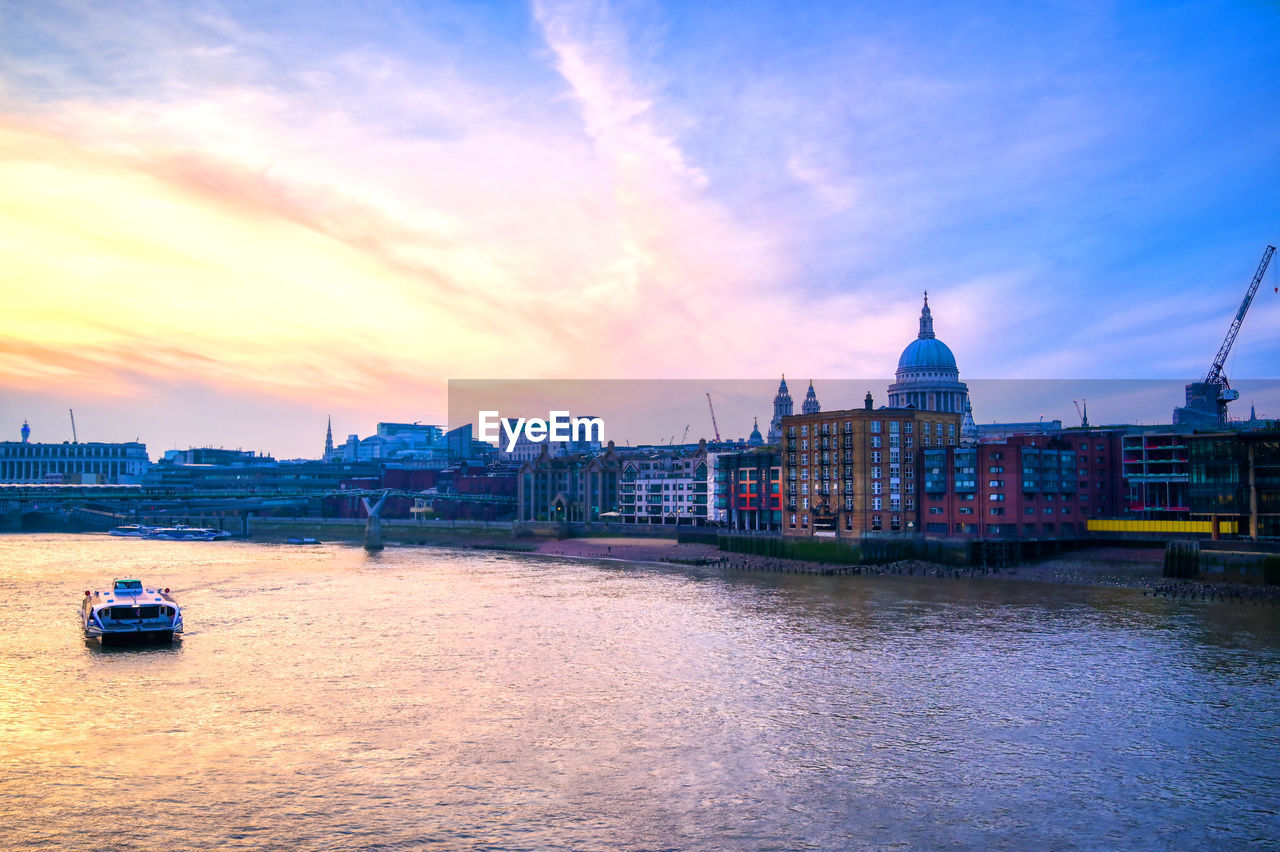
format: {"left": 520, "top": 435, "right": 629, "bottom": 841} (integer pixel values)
{"left": 107, "top": 524, "right": 153, "bottom": 537}
{"left": 143, "top": 525, "right": 225, "bottom": 541}
{"left": 144, "top": 527, "right": 211, "bottom": 541}
{"left": 81, "top": 579, "right": 183, "bottom": 644}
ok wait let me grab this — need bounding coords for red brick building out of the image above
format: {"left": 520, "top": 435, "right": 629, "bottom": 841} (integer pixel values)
{"left": 921, "top": 429, "right": 1124, "bottom": 538}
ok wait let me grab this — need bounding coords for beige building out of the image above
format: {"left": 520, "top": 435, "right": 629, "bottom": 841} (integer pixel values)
{"left": 781, "top": 395, "right": 961, "bottom": 537}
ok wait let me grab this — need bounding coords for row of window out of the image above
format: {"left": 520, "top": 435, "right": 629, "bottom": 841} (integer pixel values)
{"left": 933, "top": 522, "right": 1079, "bottom": 535}
{"left": 788, "top": 421, "right": 959, "bottom": 438}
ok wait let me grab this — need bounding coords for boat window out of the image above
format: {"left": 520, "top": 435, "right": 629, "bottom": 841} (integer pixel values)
{"left": 108, "top": 606, "right": 158, "bottom": 620}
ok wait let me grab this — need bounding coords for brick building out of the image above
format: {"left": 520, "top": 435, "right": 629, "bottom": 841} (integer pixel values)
{"left": 921, "top": 430, "right": 1124, "bottom": 539}
{"left": 517, "top": 443, "right": 622, "bottom": 522}
{"left": 781, "top": 395, "right": 962, "bottom": 538}
{"left": 715, "top": 448, "right": 783, "bottom": 531}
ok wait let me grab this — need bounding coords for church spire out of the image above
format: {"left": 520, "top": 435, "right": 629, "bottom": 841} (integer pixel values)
{"left": 918, "top": 291, "right": 935, "bottom": 339}
{"left": 767, "top": 374, "right": 794, "bottom": 443}
{"left": 802, "top": 380, "right": 821, "bottom": 414}
{"left": 324, "top": 416, "right": 334, "bottom": 459}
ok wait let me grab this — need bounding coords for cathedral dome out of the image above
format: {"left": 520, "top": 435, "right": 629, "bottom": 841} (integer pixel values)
{"left": 897, "top": 337, "right": 957, "bottom": 372}
{"left": 887, "top": 292, "right": 970, "bottom": 415}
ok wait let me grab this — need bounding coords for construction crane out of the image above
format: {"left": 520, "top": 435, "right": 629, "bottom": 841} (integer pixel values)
{"left": 1073, "top": 399, "right": 1089, "bottom": 429}
{"left": 69, "top": 409, "right": 78, "bottom": 443}
{"left": 1175, "top": 245, "right": 1275, "bottom": 427}
{"left": 681, "top": 424, "right": 690, "bottom": 443}
{"left": 705, "top": 393, "right": 721, "bottom": 442}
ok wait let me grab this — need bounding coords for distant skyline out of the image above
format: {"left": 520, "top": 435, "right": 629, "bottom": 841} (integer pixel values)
{"left": 2, "top": 1, "right": 1278, "bottom": 458}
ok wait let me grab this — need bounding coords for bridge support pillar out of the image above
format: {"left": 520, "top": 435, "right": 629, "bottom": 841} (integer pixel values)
{"left": 362, "top": 493, "right": 389, "bottom": 551}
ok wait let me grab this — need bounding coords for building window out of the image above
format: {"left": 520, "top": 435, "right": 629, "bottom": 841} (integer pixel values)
{"left": 871, "top": 421, "right": 881, "bottom": 434}
{"left": 872, "top": 497, "right": 882, "bottom": 510}
{"left": 871, "top": 436, "right": 882, "bottom": 448}
{"left": 801, "top": 426, "right": 809, "bottom": 437}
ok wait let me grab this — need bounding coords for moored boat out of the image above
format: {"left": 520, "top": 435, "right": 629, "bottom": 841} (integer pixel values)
{"left": 81, "top": 579, "right": 183, "bottom": 645}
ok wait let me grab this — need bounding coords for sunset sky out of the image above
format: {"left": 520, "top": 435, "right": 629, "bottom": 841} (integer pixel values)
{"left": 2, "top": 1, "right": 1278, "bottom": 458}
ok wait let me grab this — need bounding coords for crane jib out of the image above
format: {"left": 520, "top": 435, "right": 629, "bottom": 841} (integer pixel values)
{"left": 1204, "top": 245, "right": 1275, "bottom": 387}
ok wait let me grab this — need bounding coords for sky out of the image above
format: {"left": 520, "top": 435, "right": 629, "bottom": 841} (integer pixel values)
{"left": 1, "top": 0, "right": 1278, "bottom": 458}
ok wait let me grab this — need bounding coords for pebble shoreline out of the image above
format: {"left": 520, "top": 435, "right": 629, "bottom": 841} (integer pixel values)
{"left": 531, "top": 538, "right": 1279, "bottom": 604}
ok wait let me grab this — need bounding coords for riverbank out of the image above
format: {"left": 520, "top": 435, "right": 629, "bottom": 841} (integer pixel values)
{"left": 533, "top": 538, "right": 1175, "bottom": 591}
{"left": 535, "top": 534, "right": 1157, "bottom": 580}
{"left": 531, "top": 538, "right": 1280, "bottom": 604}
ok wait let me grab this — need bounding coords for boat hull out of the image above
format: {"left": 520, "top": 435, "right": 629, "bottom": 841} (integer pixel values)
{"left": 87, "top": 628, "right": 178, "bottom": 646}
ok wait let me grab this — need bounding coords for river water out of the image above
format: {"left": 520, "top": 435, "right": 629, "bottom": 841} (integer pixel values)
{"left": 1, "top": 534, "right": 1277, "bottom": 850}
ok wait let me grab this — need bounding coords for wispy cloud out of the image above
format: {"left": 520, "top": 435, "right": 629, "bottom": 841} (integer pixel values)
{"left": 1, "top": 0, "right": 1276, "bottom": 454}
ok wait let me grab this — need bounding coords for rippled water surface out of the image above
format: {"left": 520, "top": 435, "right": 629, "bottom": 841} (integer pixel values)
{"left": 1, "top": 534, "right": 1278, "bottom": 850}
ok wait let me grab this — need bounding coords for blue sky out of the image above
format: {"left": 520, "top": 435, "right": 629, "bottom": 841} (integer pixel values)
{"left": 0, "top": 0, "right": 1277, "bottom": 455}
